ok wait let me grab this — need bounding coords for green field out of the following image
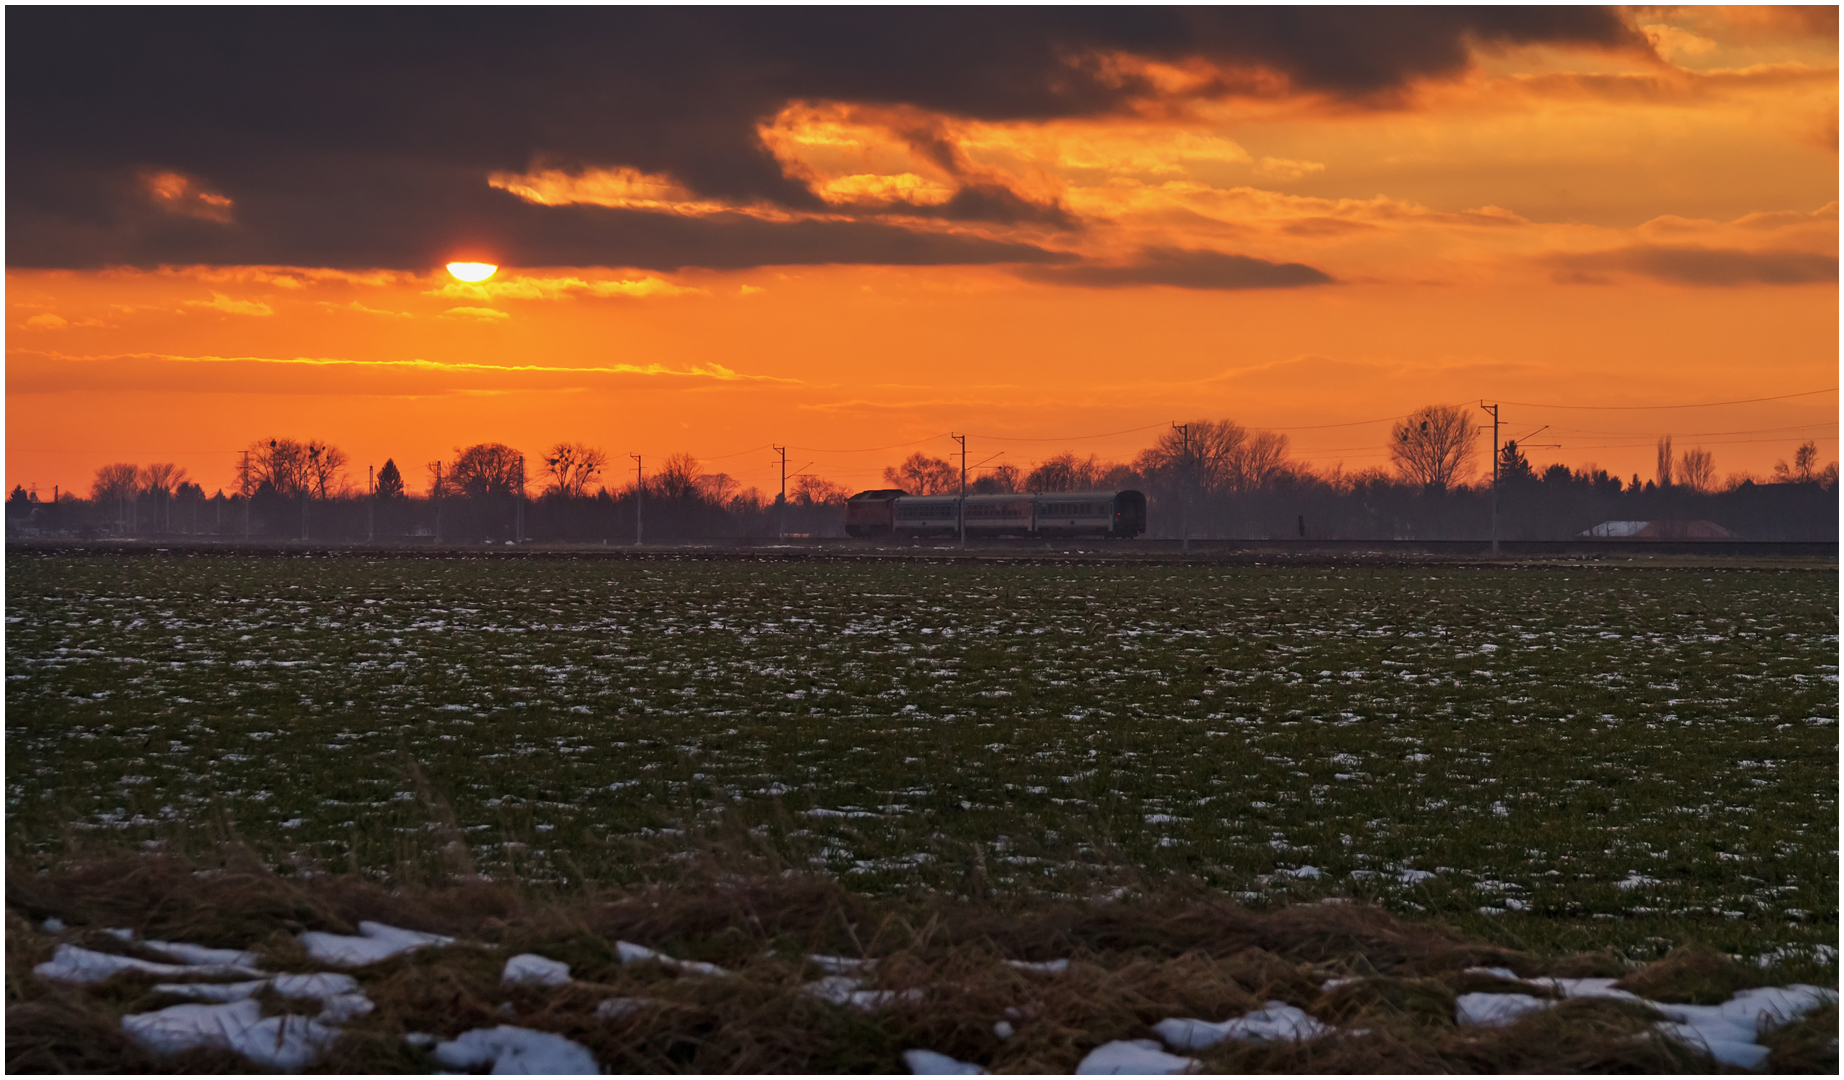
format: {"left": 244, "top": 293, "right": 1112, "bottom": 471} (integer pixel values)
{"left": 5, "top": 550, "right": 1836, "bottom": 972}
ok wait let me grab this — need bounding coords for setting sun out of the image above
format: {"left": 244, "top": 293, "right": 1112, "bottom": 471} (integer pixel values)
{"left": 445, "top": 261, "right": 497, "bottom": 282}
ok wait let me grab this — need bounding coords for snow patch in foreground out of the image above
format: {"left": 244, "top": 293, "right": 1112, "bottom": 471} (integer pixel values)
{"left": 502, "top": 953, "right": 573, "bottom": 987}
{"left": 615, "top": 940, "right": 730, "bottom": 977}
{"left": 298, "top": 921, "right": 454, "bottom": 967}
{"left": 34, "top": 943, "right": 265, "bottom": 984}
{"left": 1456, "top": 975, "right": 1837, "bottom": 1070}
{"left": 1154, "top": 1001, "right": 1330, "bottom": 1049}
{"left": 903, "top": 1047, "right": 988, "bottom": 1074}
{"left": 804, "top": 974, "right": 924, "bottom": 1011}
{"left": 1076, "top": 1039, "right": 1201, "bottom": 1074}
{"left": 1005, "top": 958, "right": 1071, "bottom": 974}
{"left": 432, "top": 1025, "right": 599, "bottom": 1075}
{"left": 122, "top": 999, "right": 338, "bottom": 1073}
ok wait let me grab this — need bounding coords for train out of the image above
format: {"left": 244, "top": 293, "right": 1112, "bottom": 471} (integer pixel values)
{"left": 844, "top": 489, "right": 1147, "bottom": 538}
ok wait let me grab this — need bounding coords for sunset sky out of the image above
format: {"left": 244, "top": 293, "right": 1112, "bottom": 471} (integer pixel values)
{"left": 7, "top": 7, "right": 1837, "bottom": 499}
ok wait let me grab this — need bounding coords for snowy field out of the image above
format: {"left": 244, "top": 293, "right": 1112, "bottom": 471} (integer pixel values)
{"left": 5, "top": 551, "right": 1836, "bottom": 969}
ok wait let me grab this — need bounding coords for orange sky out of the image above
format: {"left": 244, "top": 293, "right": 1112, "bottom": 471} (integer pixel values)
{"left": 7, "top": 7, "right": 1836, "bottom": 499}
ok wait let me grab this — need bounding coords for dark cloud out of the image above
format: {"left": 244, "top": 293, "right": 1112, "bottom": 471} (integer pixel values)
{"left": 1547, "top": 245, "right": 1839, "bottom": 286}
{"left": 1020, "top": 247, "right": 1335, "bottom": 290}
{"left": 6, "top": 7, "right": 1645, "bottom": 270}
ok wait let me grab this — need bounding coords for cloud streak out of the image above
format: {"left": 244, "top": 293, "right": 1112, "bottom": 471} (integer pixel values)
{"left": 1547, "top": 244, "right": 1838, "bottom": 286}
{"left": 1020, "top": 247, "right": 1335, "bottom": 290}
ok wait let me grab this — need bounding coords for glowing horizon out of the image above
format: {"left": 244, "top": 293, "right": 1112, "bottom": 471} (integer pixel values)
{"left": 6, "top": 8, "right": 1836, "bottom": 501}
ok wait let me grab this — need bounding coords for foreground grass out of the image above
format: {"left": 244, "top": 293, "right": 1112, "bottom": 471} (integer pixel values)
{"left": 7, "top": 551, "right": 1837, "bottom": 972}
{"left": 7, "top": 856, "right": 1836, "bottom": 1073}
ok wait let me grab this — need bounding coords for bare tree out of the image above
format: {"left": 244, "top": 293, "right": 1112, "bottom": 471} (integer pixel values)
{"left": 246, "top": 437, "right": 310, "bottom": 497}
{"left": 883, "top": 452, "right": 959, "bottom": 494}
{"left": 1773, "top": 440, "right": 1823, "bottom": 483}
{"left": 792, "top": 474, "right": 849, "bottom": 506}
{"left": 1678, "top": 446, "right": 1715, "bottom": 493}
{"left": 305, "top": 441, "right": 349, "bottom": 498}
{"left": 91, "top": 463, "right": 139, "bottom": 503}
{"left": 1224, "top": 429, "right": 1291, "bottom": 493}
{"left": 971, "top": 462, "right": 1022, "bottom": 494}
{"left": 652, "top": 452, "right": 703, "bottom": 499}
{"left": 1025, "top": 452, "right": 1107, "bottom": 492}
{"left": 1655, "top": 436, "right": 1674, "bottom": 489}
{"left": 138, "top": 463, "right": 188, "bottom": 497}
{"left": 697, "top": 472, "right": 739, "bottom": 505}
{"left": 1389, "top": 405, "right": 1479, "bottom": 489}
{"left": 541, "top": 442, "right": 607, "bottom": 498}
{"left": 448, "top": 443, "right": 523, "bottom": 498}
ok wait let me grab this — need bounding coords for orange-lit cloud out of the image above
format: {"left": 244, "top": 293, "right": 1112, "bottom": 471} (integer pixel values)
{"left": 141, "top": 170, "right": 235, "bottom": 223}
{"left": 6, "top": 9, "right": 1836, "bottom": 497}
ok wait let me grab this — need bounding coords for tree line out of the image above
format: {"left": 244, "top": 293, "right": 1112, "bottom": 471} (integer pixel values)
{"left": 7, "top": 407, "right": 1837, "bottom": 542}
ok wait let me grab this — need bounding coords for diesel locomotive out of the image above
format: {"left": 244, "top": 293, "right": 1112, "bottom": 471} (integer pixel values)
{"left": 844, "top": 489, "right": 1147, "bottom": 538}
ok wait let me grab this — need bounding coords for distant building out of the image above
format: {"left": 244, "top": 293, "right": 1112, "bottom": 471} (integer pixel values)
{"left": 1579, "top": 519, "right": 1737, "bottom": 540}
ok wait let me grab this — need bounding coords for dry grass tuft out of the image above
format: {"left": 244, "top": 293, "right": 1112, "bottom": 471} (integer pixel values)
{"left": 7, "top": 855, "right": 1831, "bottom": 1074}
{"left": 1614, "top": 943, "right": 1773, "bottom": 1005}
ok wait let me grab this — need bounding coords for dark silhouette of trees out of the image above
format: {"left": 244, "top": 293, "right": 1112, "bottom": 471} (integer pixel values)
{"left": 1498, "top": 440, "right": 1534, "bottom": 483}
{"left": 792, "top": 474, "right": 849, "bottom": 506}
{"left": 884, "top": 452, "right": 959, "bottom": 494}
{"left": 375, "top": 458, "right": 405, "bottom": 500}
{"left": 448, "top": 443, "right": 523, "bottom": 498}
{"left": 1773, "top": 440, "right": 1835, "bottom": 485}
{"left": 91, "top": 463, "right": 138, "bottom": 503}
{"left": 305, "top": 442, "right": 349, "bottom": 497}
{"left": 970, "top": 462, "right": 1022, "bottom": 494}
{"left": 1027, "top": 452, "right": 1107, "bottom": 492}
{"left": 540, "top": 442, "right": 606, "bottom": 497}
{"left": 1679, "top": 446, "right": 1715, "bottom": 492}
{"left": 1389, "top": 405, "right": 1479, "bottom": 489}
{"left": 651, "top": 452, "right": 704, "bottom": 499}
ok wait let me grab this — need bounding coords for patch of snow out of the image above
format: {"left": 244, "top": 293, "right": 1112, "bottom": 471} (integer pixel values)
{"left": 1649, "top": 984, "right": 1838, "bottom": 1069}
{"left": 1076, "top": 1039, "right": 1201, "bottom": 1075}
{"left": 298, "top": 921, "right": 454, "bottom": 967}
{"left": 903, "top": 1047, "right": 989, "bottom": 1074}
{"left": 122, "top": 999, "right": 338, "bottom": 1072}
{"left": 34, "top": 943, "right": 264, "bottom": 984}
{"left": 1397, "top": 869, "right": 1436, "bottom": 885}
{"left": 1321, "top": 976, "right": 1361, "bottom": 992}
{"left": 1154, "top": 1002, "right": 1329, "bottom": 1049}
{"left": 502, "top": 953, "right": 573, "bottom": 987}
{"left": 432, "top": 1025, "right": 599, "bottom": 1075}
{"left": 1464, "top": 966, "right": 1522, "bottom": 981}
{"left": 1005, "top": 958, "right": 1071, "bottom": 974}
{"left": 141, "top": 940, "right": 263, "bottom": 969}
{"left": 1287, "top": 865, "right": 1321, "bottom": 879}
{"left": 41, "top": 917, "right": 66, "bottom": 933}
{"left": 803, "top": 974, "right": 923, "bottom": 1011}
{"left": 102, "top": 927, "right": 137, "bottom": 942}
{"left": 1614, "top": 872, "right": 1662, "bottom": 890}
{"left": 810, "top": 953, "right": 877, "bottom": 974}
{"left": 1455, "top": 992, "right": 1552, "bottom": 1027}
{"left": 404, "top": 1032, "right": 438, "bottom": 1048}
{"left": 615, "top": 940, "right": 730, "bottom": 977}
{"left": 993, "top": 1020, "right": 1015, "bottom": 1039}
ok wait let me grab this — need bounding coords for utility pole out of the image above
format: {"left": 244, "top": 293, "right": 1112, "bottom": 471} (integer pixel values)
{"left": 430, "top": 461, "right": 443, "bottom": 544}
{"left": 1480, "top": 402, "right": 1500, "bottom": 556}
{"left": 367, "top": 464, "right": 375, "bottom": 544}
{"left": 515, "top": 455, "right": 525, "bottom": 544}
{"left": 1172, "top": 422, "right": 1190, "bottom": 551}
{"left": 773, "top": 445, "right": 787, "bottom": 539}
{"left": 630, "top": 454, "right": 644, "bottom": 547}
{"left": 950, "top": 433, "right": 967, "bottom": 547}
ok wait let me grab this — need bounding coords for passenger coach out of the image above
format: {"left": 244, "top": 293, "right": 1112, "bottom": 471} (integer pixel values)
{"left": 844, "top": 489, "right": 1147, "bottom": 539}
